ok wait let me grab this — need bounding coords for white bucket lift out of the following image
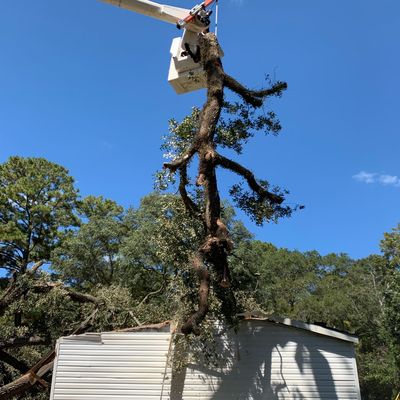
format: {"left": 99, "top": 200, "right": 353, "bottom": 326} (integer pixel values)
{"left": 168, "top": 30, "right": 206, "bottom": 94}
{"left": 101, "top": 0, "right": 218, "bottom": 94}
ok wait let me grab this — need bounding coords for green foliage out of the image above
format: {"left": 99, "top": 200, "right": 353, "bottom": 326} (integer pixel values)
{"left": 122, "top": 194, "right": 203, "bottom": 274}
{"left": 358, "top": 347, "right": 397, "bottom": 400}
{"left": 229, "top": 182, "right": 293, "bottom": 226}
{"left": 162, "top": 109, "right": 200, "bottom": 163}
{"left": 216, "top": 101, "right": 282, "bottom": 154}
{"left": 0, "top": 271, "right": 86, "bottom": 390}
{"left": 1, "top": 274, "right": 81, "bottom": 341}
{"left": 120, "top": 194, "right": 253, "bottom": 325}
{"left": 53, "top": 196, "right": 126, "bottom": 288}
{"left": 380, "top": 224, "right": 400, "bottom": 396}
{"left": 231, "top": 241, "right": 319, "bottom": 316}
{"left": 159, "top": 100, "right": 282, "bottom": 165}
{"left": 155, "top": 110, "right": 200, "bottom": 191}
{"left": 156, "top": 103, "right": 295, "bottom": 226}
{"left": 381, "top": 224, "right": 400, "bottom": 267}
{"left": 0, "top": 156, "right": 79, "bottom": 273}
{"left": 381, "top": 224, "right": 400, "bottom": 344}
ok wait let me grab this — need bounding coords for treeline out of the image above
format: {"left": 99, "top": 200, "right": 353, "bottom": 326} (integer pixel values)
{"left": 0, "top": 156, "right": 399, "bottom": 399}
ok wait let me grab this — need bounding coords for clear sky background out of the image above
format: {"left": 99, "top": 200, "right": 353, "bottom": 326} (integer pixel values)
{"left": 0, "top": 0, "right": 399, "bottom": 259}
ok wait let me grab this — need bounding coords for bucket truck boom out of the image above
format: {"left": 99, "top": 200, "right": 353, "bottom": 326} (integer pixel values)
{"left": 100, "top": 0, "right": 218, "bottom": 94}
{"left": 101, "top": 0, "right": 213, "bottom": 32}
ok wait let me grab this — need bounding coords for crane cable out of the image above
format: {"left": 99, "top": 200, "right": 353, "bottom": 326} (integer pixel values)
{"left": 215, "top": 0, "right": 219, "bottom": 36}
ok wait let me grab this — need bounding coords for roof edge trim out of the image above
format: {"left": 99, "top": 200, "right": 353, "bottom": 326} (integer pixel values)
{"left": 266, "top": 316, "right": 359, "bottom": 344}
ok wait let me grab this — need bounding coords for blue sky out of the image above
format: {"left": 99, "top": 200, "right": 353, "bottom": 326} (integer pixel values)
{"left": 0, "top": 0, "right": 399, "bottom": 259}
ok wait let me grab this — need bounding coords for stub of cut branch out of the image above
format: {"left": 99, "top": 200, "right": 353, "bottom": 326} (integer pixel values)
{"left": 163, "top": 146, "right": 197, "bottom": 172}
{"left": 30, "top": 261, "right": 44, "bottom": 274}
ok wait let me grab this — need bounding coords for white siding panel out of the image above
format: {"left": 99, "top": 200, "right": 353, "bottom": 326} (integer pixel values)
{"left": 51, "top": 321, "right": 361, "bottom": 400}
{"left": 51, "top": 332, "right": 171, "bottom": 400}
{"left": 171, "top": 321, "right": 361, "bottom": 400}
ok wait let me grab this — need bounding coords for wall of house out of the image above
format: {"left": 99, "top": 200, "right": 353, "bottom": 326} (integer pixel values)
{"left": 50, "top": 331, "right": 172, "bottom": 399}
{"left": 171, "top": 320, "right": 361, "bottom": 400}
{"left": 50, "top": 321, "right": 361, "bottom": 400}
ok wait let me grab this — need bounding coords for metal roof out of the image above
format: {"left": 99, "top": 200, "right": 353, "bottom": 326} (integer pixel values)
{"left": 264, "top": 316, "right": 358, "bottom": 344}
{"left": 63, "top": 315, "right": 359, "bottom": 345}
{"left": 237, "top": 313, "right": 359, "bottom": 344}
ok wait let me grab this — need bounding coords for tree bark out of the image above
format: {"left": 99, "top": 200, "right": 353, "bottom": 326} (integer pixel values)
{"left": 0, "top": 336, "right": 48, "bottom": 350}
{"left": 178, "top": 33, "right": 230, "bottom": 335}
{"left": 0, "top": 352, "right": 54, "bottom": 400}
{"left": 164, "top": 33, "right": 287, "bottom": 335}
{"left": 0, "top": 350, "right": 30, "bottom": 374}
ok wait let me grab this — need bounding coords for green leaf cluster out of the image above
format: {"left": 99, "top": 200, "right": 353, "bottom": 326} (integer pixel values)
{"left": 0, "top": 157, "right": 78, "bottom": 273}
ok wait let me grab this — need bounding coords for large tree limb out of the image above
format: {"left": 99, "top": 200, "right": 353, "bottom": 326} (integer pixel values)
{"left": 179, "top": 33, "right": 230, "bottom": 334}
{"left": 164, "top": 33, "right": 288, "bottom": 334}
{"left": 30, "top": 282, "right": 103, "bottom": 305}
{"left": 181, "top": 252, "right": 210, "bottom": 335}
{"left": 0, "top": 354, "right": 53, "bottom": 399}
{"left": 0, "top": 336, "right": 49, "bottom": 350}
{"left": 224, "top": 75, "right": 287, "bottom": 108}
{"left": 0, "top": 308, "right": 99, "bottom": 399}
{"left": 216, "top": 154, "right": 284, "bottom": 204}
{"left": 65, "top": 289, "right": 104, "bottom": 305}
{"left": 43, "top": 286, "right": 103, "bottom": 305}
{"left": 0, "top": 280, "right": 102, "bottom": 317}
{"left": 0, "top": 350, "right": 30, "bottom": 375}
{"left": 178, "top": 166, "right": 202, "bottom": 218}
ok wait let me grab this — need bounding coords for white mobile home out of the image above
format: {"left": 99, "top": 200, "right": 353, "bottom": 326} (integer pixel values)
{"left": 50, "top": 317, "right": 361, "bottom": 399}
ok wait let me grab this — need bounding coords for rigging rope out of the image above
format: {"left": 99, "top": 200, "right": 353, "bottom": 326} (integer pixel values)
{"left": 215, "top": 0, "right": 219, "bottom": 36}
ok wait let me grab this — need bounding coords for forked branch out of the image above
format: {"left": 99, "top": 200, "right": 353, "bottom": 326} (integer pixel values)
{"left": 216, "top": 154, "right": 284, "bottom": 204}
